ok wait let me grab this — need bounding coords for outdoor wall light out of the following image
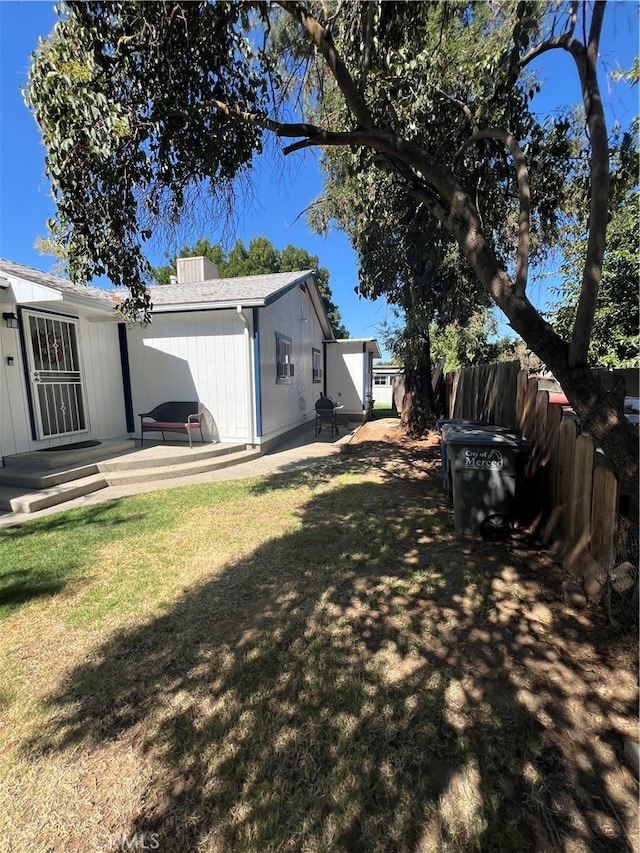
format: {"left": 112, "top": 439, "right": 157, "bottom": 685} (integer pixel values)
{"left": 2, "top": 312, "right": 18, "bottom": 329}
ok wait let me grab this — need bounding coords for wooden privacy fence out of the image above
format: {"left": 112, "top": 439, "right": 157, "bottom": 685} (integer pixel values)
{"left": 446, "top": 361, "right": 520, "bottom": 431}
{"left": 446, "top": 363, "right": 622, "bottom": 593}
{"left": 514, "top": 370, "right": 620, "bottom": 592}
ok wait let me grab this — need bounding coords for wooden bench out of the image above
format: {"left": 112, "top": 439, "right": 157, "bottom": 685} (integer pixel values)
{"left": 139, "top": 401, "right": 206, "bottom": 449}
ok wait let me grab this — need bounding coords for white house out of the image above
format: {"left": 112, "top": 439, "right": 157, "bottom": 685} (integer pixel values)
{"left": 372, "top": 365, "right": 404, "bottom": 407}
{"left": 325, "top": 338, "right": 381, "bottom": 417}
{"left": 0, "top": 257, "right": 379, "bottom": 463}
{"left": 0, "top": 260, "right": 127, "bottom": 460}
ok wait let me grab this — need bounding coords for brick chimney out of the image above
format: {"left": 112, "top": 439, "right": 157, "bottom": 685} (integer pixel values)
{"left": 176, "top": 256, "right": 219, "bottom": 284}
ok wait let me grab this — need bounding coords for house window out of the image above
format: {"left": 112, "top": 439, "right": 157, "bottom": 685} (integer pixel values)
{"left": 374, "top": 375, "right": 388, "bottom": 386}
{"left": 276, "top": 332, "right": 294, "bottom": 383}
{"left": 312, "top": 348, "right": 322, "bottom": 383}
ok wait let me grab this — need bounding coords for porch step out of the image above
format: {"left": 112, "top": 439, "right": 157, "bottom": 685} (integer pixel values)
{"left": 0, "top": 462, "right": 99, "bottom": 490}
{"left": 0, "top": 445, "right": 262, "bottom": 513}
{"left": 102, "top": 447, "right": 262, "bottom": 486}
{"left": 0, "top": 474, "right": 108, "bottom": 513}
{"left": 2, "top": 439, "right": 135, "bottom": 470}
{"left": 97, "top": 441, "right": 247, "bottom": 472}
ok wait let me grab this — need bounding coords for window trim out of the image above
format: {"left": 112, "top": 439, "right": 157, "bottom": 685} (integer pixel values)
{"left": 312, "top": 347, "right": 322, "bottom": 383}
{"left": 276, "top": 332, "right": 294, "bottom": 384}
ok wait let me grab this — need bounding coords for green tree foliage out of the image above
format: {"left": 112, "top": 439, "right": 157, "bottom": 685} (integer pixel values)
{"left": 25, "top": 1, "right": 267, "bottom": 319}
{"left": 153, "top": 237, "right": 349, "bottom": 338}
{"left": 302, "top": 2, "right": 570, "bottom": 434}
{"left": 430, "top": 310, "right": 519, "bottom": 373}
{"left": 550, "top": 131, "right": 639, "bottom": 367}
{"left": 24, "top": 1, "right": 638, "bottom": 491}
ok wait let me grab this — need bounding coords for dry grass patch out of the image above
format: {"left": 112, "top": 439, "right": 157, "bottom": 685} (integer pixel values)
{"left": 0, "top": 433, "right": 637, "bottom": 853}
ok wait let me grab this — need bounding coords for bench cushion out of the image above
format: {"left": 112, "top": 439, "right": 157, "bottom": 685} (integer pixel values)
{"left": 142, "top": 420, "right": 200, "bottom": 429}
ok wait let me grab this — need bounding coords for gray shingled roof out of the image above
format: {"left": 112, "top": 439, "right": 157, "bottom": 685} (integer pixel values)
{"left": 1, "top": 259, "right": 313, "bottom": 310}
{"left": 0, "top": 258, "right": 117, "bottom": 309}
{"left": 146, "top": 270, "right": 313, "bottom": 307}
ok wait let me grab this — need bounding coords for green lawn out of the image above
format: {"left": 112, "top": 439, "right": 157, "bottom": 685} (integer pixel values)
{"left": 372, "top": 403, "right": 399, "bottom": 418}
{"left": 0, "top": 443, "right": 636, "bottom": 853}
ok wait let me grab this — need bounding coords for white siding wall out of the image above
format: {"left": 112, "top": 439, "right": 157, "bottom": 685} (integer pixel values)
{"left": 126, "top": 310, "right": 251, "bottom": 443}
{"left": 372, "top": 370, "right": 402, "bottom": 406}
{"left": 0, "top": 306, "right": 126, "bottom": 460}
{"left": 81, "top": 320, "right": 128, "bottom": 438}
{"left": 326, "top": 342, "right": 366, "bottom": 415}
{"left": 258, "top": 284, "right": 325, "bottom": 443}
{"left": 372, "top": 379, "right": 394, "bottom": 406}
{"left": 0, "top": 311, "right": 30, "bottom": 460}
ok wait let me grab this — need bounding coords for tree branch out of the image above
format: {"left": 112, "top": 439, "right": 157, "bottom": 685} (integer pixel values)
{"left": 444, "top": 91, "right": 530, "bottom": 297}
{"left": 568, "top": 0, "right": 609, "bottom": 366}
{"left": 457, "top": 128, "right": 530, "bottom": 298}
{"left": 199, "top": 98, "right": 375, "bottom": 151}
{"left": 519, "top": 1, "right": 581, "bottom": 68}
{"left": 437, "top": 89, "right": 478, "bottom": 135}
{"left": 517, "top": 1, "right": 609, "bottom": 365}
{"left": 275, "top": 0, "right": 374, "bottom": 129}
{"left": 361, "top": 1, "right": 375, "bottom": 92}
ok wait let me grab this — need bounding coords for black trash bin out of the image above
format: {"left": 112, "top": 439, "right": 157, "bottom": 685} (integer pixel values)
{"left": 445, "top": 428, "right": 530, "bottom": 535}
{"left": 440, "top": 422, "right": 514, "bottom": 498}
{"left": 436, "top": 419, "right": 485, "bottom": 491}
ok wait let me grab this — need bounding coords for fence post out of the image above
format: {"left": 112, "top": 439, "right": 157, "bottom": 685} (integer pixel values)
{"left": 556, "top": 418, "right": 578, "bottom": 539}
{"left": 545, "top": 403, "right": 563, "bottom": 512}
{"left": 516, "top": 370, "right": 527, "bottom": 434}
{"left": 589, "top": 466, "right": 619, "bottom": 569}
{"left": 522, "top": 378, "right": 537, "bottom": 440}
{"left": 569, "top": 434, "right": 596, "bottom": 548}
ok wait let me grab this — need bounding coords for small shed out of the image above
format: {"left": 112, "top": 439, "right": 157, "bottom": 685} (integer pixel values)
{"left": 372, "top": 365, "right": 404, "bottom": 408}
{"left": 325, "top": 338, "right": 381, "bottom": 419}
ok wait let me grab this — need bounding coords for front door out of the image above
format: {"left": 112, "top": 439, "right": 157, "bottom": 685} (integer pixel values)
{"left": 25, "top": 312, "right": 87, "bottom": 438}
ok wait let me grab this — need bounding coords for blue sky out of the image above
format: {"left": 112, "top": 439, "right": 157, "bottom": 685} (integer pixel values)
{"left": 1, "top": 2, "right": 637, "bottom": 361}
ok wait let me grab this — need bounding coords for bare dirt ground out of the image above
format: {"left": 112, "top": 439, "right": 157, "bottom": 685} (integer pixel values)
{"left": 347, "top": 417, "right": 640, "bottom": 851}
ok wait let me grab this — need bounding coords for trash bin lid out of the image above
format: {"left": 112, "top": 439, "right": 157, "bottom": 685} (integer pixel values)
{"left": 436, "top": 418, "right": 485, "bottom": 433}
{"left": 444, "top": 428, "right": 522, "bottom": 447}
{"left": 441, "top": 423, "right": 514, "bottom": 441}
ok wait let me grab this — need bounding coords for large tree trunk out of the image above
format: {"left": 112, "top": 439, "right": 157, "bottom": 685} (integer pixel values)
{"left": 464, "top": 240, "right": 639, "bottom": 494}
{"left": 401, "top": 332, "right": 437, "bottom": 436}
{"left": 259, "top": 2, "right": 639, "bottom": 493}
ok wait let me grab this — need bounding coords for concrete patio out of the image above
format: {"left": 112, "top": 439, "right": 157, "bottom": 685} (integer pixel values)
{"left": 0, "top": 419, "right": 362, "bottom": 521}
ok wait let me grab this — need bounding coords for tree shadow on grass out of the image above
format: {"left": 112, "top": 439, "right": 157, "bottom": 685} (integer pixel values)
{"left": 247, "top": 440, "right": 443, "bottom": 497}
{"left": 0, "top": 501, "right": 181, "bottom": 620}
{"left": 0, "top": 567, "right": 76, "bottom": 617}
{"left": 22, "top": 450, "right": 638, "bottom": 853}
{"left": 0, "top": 501, "right": 151, "bottom": 541}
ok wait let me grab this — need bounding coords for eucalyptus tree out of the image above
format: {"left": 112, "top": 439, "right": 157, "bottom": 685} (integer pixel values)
{"left": 550, "top": 129, "right": 639, "bottom": 368}
{"left": 25, "top": 0, "right": 638, "bottom": 492}
{"left": 302, "top": 3, "right": 577, "bottom": 433}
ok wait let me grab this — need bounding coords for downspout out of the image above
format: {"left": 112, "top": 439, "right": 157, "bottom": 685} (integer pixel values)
{"left": 323, "top": 342, "right": 328, "bottom": 397}
{"left": 362, "top": 341, "right": 367, "bottom": 412}
{"left": 117, "top": 323, "right": 135, "bottom": 433}
{"left": 236, "top": 306, "right": 255, "bottom": 446}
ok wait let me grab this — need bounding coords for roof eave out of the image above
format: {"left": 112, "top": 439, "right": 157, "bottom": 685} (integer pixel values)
{"left": 150, "top": 299, "right": 267, "bottom": 313}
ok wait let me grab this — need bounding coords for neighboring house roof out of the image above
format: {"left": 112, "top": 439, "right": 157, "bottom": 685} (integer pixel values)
{"left": 332, "top": 338, "right": 382, "bottom": 359}
{"left": 373, "top": 365, "right": 403, "bottom": 374}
